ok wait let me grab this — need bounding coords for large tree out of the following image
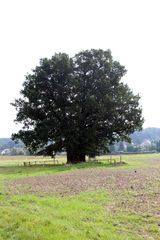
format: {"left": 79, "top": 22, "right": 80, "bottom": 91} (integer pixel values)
{"left": 12, "top": 49, "right": 143, "bottom": 163}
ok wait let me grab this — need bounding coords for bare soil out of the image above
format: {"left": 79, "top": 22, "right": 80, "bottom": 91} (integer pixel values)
{"left": 7, "top": 164, "right": 160, "bottom": 215}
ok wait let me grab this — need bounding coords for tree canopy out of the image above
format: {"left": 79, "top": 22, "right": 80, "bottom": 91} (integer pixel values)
{"left": 12, "top": 49, "right": 144, "bottom": 163}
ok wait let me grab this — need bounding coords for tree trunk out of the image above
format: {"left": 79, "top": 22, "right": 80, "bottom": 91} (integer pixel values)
{"left": 67, "top": 150, "right": 86, "bottom": 164}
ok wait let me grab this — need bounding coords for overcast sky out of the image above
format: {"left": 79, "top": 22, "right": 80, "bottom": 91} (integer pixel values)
{"left": 0, "top": 0, "right": 160, "bottom": 137}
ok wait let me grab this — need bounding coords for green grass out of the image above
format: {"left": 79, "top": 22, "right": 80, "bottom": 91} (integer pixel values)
{"left": 0, "top": 154, "right": 160, "bottom": 239}
{"left": 1, "top": 191, "right": 157, "bottom": 240}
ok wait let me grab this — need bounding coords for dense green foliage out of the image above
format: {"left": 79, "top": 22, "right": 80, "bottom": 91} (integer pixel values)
{"left": 12, "top": 49, "right": 143, "bottom": 163}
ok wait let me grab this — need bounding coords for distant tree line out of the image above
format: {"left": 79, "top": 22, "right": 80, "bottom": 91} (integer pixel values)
{"left": 131, "top": 128, "right": 160, "bottom": 144}
{"left": 0, "top": 139, "right": 30, "bottom": 155}
{"left": 110, "top": 140, "right": 160, "bottom": 153}
{"left": 0, "top": 139, "right": 24, "bottom": 151}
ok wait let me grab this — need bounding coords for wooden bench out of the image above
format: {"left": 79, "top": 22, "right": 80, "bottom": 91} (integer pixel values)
{"left": 23, "top": 159, "right": 59, "bottom": 166}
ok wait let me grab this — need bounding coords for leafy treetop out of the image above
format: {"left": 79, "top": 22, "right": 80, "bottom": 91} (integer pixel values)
{"left": 12, "top": 49, "right": 144, "bottom": 163}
